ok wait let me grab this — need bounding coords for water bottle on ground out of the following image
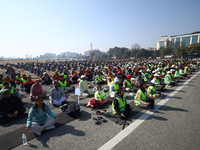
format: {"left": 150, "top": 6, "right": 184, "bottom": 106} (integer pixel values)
{"left": 22, "top": 133, "right": 27, "bottom": 145}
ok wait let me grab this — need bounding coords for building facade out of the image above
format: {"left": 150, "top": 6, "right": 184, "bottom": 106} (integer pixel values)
{"left": 157, "top": 31, "right": 200, "bottom": 50}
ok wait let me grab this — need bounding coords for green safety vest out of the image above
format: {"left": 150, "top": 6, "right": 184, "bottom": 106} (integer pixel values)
{"left": 21, "top": 78, "right": 27, "bottom": 84}
{"left": 144, "top": 73, "right": 151, "bottom": 81}
{"left": 110, "top": 82, "right": 119, "bottom": 95}
{"left": 0, "top": 83, "right": 11, "bottom": 89}
{"left": 1, "top": 87, "right": 15, "bottom": 95}
{"left": 59, "top": 80, "right": 67, "bottom": 90}
{"left": 184, "top": 66, "right": 189, "bottom": 73}
{"left": 123, "top": 80, "right": 133, "bottom": 88}
{"left": 164, "top": 74, "right": 172, "bottom": 84}
{"left": 94, "top": 91, "right": 105, "bottom": 100}
{"left": 174, "top": 71, "right": 181, "bottom": 77}
{"left": 147, "top": 86, "right": 157, "bottom": 97}
{"left": 62, "top": 73, "right": 68, "bottom": 79}
{"left": 77, "top": 78, "right": 82, "bottom": 82}
{"left": 153, "top": 78, "right": 160, "bottom": 85}
{"left": 16, "top": 75, "right": 22, "bottom": 81}
{"left": 134, "top": 89, "right": 146, "bottom": 106}
{"left": 112, "top": 96, "right": 126, "bottom": 114}
{"left": 97, "top": 75, "right": 102, "bottom": 82}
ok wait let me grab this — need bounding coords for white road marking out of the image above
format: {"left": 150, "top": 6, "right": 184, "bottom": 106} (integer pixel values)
{"left": 98, "top": 71, "right": 200, "bottom": 150}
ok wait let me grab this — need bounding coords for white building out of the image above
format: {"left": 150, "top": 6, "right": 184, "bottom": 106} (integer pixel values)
{"left": 157, "top": 31, "right": 200, "bottom": 50}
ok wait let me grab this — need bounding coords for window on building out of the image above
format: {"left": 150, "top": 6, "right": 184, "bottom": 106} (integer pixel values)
{"left": 182, "top": 37, "right": 191, "bottom": 46}
{"left": 159, "top": 41, "right": 165, "bottom": 47}
{"left": 171, "top": 38, "right": 174, "bottom": 47}
{"left": 192, "top": 35, "right": 198, "bottom": 44}
{"left": 176, "top": 37, "right": 180, "bottom": 47}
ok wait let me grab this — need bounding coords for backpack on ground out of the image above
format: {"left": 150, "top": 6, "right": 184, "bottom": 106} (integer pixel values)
{"left": 66, "top": 103, "right": 81, "bottom": 118}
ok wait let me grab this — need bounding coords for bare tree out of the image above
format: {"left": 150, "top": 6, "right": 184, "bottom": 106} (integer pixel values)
{"left": 131, "top": 43, "right": 141, "bottom": 50}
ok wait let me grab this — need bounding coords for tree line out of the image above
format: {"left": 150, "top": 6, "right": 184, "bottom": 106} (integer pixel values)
{"left": 89, "top": 43, "right": 200, "bottom": 59}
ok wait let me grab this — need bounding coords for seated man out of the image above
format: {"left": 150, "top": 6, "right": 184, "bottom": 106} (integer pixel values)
{"left": 30, "top": 79, "right": 46, "bottom": 101}
{"left": 109, "top": 77, "right": 119, "bottom": 98}
{"left": 147, "top": 80, "right": 163, "bottom": 99}
{"left": 59, "top": 75, "right": 74, "bottom": 94}
{"left": 5, "top": 75, "right": 16, "bottom": 88}
{"left": 20, "top": 74, "right": 28, "bottom": 89}
{"left": 164, "top": 71, "right": 176, "bottom": 86}
{"left": 79, "top": 75, "right": 90, "bottom": 97}
{"left": 143, "top": 69, "right": 151, "bottom": 83}
{"left": 72, "top": 72, "right": 78, "bottom": 84}
{"left": 95, "top": 72, "right": 105, "bottom": 85}
{"left": 0, "top": 89, "right": 26, "bottom": 124}
{"left": 0, "top": 82, "right": 22, "bottom": 100}
{"left": 53, "top": 72, "right": 60, "bottom": 81}
{"left": 123, "top": 75, "right": 135, "bottom": 96}
{"left": 62, "top": 70, "right": 69, "bottom": 80}
{"left": 15, "top": 72, "right": 22, "bottom": 85}
{"left": 49, "top": 80, "right": 67, "bottom": 106}
{"left": 24, "top": 75, "right": 35, "bottom": 94}
{"left": 151, "top": 74, "right": 166, "bottom": 91}
{"left": 41, "top": 72, "right": 52, "bottom": 85}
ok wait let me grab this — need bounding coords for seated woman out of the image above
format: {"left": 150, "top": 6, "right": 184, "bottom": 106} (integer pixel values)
{"left": 86, "top": 85, "right": 110, "bottom": 108}
{"left": 134, "top": 82, "right": 155, "bottom": 110}
{"left": 112, "top": 87, "right": 134, "bottom": 119}
{"left": 25, "top": 96, "right": 60, "bottom": 136}
{"left": 30, "top": 79, "right": 46, "bottom": 101}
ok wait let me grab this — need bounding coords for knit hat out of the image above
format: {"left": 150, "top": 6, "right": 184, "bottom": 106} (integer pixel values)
{"left": 2, "top": 89, "right": 10, "bottom": 96}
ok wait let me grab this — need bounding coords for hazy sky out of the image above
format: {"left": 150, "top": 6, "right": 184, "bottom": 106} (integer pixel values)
{"left": 0, "top": 0, "right": 200, "bottom": 58}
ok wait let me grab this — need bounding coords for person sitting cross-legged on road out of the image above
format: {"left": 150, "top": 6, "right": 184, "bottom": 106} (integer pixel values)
{"left": 0, "top": 89, "right": 26, "bottom": 124}
{"left": 0, "top": 81, "right": 22, "bottom": 100}
{"left": 30, "top": 79, "right": 46, "bottom": 101}
{"left": 49, "top": 80, "right": 67, "bottom": 106}
{"left": 24, "top": 75, "right": 35, "bottom": 94}
{"left": 25, "top": 96, "right": 60, "bottom": 136}
{"left": 86, "top": 85, "right": 110, "bottom": 108}
{"left": 147, "top": 80, "right": 163, "bottom": 99}
{"left": 112, "top": 87, "right": 134, "bottom": 119}
{"left": 134, "top": 82, "right": 155, "bottom": 110}
{"left": 109, "top": 77, "right": 119, "bottom": 98}
{"left": 79, "top": 75, "right": 90, "bottom": 97}
{"left": 59, "top": 75, "right": 74, "bottom": 94}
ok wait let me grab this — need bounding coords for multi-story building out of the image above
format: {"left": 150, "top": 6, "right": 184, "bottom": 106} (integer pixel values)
{"left": 157, "top": 31, "right": 200, "bottom": 50}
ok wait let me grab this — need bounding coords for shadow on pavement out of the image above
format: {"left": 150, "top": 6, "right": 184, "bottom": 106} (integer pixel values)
{"left": 36, "top": 124, "right": 86, "bottom": 148}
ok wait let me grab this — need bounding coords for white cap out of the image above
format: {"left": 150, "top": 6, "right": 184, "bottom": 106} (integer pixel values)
{"left": 151, "top": 79, "right": 158, "bottom": 84}
{"left": 81, "top": 75, "right": 86, "bottom": 78}
{"left": 114, "top": 77, "right": 119, "bottom": 82}
{"left": 167, "top": 71, "right": 171, "bottom": 74}
{"left": 147, "top": 69, "right": 151, "bottom": 72}
{"left": 170, "top": 69, "right": 175, "bottom": 72}
{"left": 154, "top": 74, "right": 159, "bottom": 77}
{"left": 131, "top": 78, "right": 135, "bottom": 81}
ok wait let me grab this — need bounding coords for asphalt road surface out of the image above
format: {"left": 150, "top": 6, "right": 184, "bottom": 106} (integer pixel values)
{"left": 1, "top": 71, "right": 200, "bottom": 150}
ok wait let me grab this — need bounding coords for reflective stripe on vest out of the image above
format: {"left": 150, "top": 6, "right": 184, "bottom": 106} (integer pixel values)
{"left": 112, "top": 96, "right": 126, "bottom": 114}
{"left": 110, "top": 82, "right": 119, "bottom": 95}
{"left": 134, "top": 89, "right": 146, "bottom": 106}
{"left": 153, "top": 78, "right": 160, "bottom": 85}
{"left": 59, "top": 80, "right": 67, "bottom": 89}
